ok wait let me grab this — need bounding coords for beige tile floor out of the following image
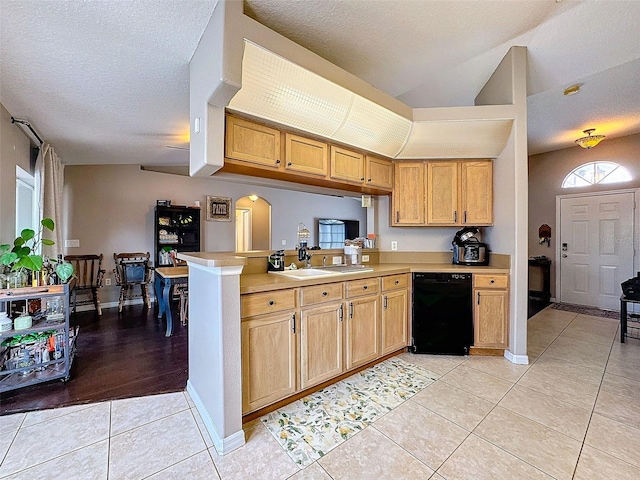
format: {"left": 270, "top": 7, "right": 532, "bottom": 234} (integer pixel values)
{"left": 2, "top": 306, "right": 640, "bottom": 479}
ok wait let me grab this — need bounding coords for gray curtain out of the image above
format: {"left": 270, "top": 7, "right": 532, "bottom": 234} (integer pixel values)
{"left": 35, "top": 143, "right": 64, "bottom": 259}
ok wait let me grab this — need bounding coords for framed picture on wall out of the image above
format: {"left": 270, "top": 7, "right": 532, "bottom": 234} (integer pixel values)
{"left": 206, "top": 196, "right": 232, "bottom": 222}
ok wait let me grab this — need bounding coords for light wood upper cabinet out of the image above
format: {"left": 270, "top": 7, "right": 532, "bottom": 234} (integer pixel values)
{"left": 426, "top": 161, "right": 458, "bottom": 225}
{"left": 242, "top": 311, "right": 297, "bottom": 414}
{"left": 397, "top": 159, "right": 493, "bottom": 227}
{"left": 365, "top": 156, "right": 393, "bottom": 190}
{"left": 285, "top": 133, "right": 328, "bottom": 177}
{"left": 461, "top": 161, "right": 493, "bottom": 225}
{"left": 392, "top": 162, "right": 425, "bottom": 225}
{"left": 299, "top": 302, "right": 344, "bottom": 389}
{"left": 473, "top": 274, "right": 509, "bottom": 350}
{"left": 330, "top": 146, "right": 364, "bottom": 184}
{"left": 225, "top": 116, "right": 281, "bottom": 168}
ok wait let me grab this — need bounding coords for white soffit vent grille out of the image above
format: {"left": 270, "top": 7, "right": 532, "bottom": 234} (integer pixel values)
{"left": 397, "top": 119, "right": 514, "bottom": 159}
{"left": 229, "top": 41, "right": 412, "bottom": 157}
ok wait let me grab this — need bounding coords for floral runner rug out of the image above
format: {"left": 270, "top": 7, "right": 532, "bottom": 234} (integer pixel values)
{"left": 261, "top": 357, "right": 439, "bottom": 467}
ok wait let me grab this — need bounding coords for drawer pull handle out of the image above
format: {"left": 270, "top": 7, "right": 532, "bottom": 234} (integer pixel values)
{"left": 322, "top": 291, "right": 328, "bottom": 296}
{"left": 268, "top": 300, "right": 275, "bottom": 306}
{"left": 276, "top": 159, "right": 281, "bottom": 164}
{"left": 394, "top": 280, "right": 399, "bottom": 285}
{"left": 490, "top": 280, "right": 495, "bottom": 284}
{"left": 367, "top": 178, "right": 372, "bottom": 182}
{"left": 360, "top": 177, "right": 365, "bottom": 181}
{"left": 287, "top": 162, "right": 292, "bottom": 166}
{"left": 363, "top": 285, "right": 368, "bottom": 290}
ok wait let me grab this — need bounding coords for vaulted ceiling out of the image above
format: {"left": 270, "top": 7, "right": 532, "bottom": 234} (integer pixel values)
{"left": 1, "top": 0, "right": 639, "bottom": 166}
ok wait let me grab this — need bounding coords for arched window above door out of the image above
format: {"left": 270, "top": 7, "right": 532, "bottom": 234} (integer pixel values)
{"left": 561, "top": 161, "right": 632, "bottom": 188}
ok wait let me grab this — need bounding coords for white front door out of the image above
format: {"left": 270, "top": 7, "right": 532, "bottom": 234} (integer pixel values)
{"left": 559, "top": 192, "right": 635, "bottom": 310}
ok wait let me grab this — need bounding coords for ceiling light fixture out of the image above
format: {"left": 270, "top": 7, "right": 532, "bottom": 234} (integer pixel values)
{"left": 575, "top": 129, "right": 605, "bottom": 149}
{"left": 248, "top": 194, "right": 258, "bottom": 202}
{"left": 563, "top": 84, "right": 580, "bottom": 96}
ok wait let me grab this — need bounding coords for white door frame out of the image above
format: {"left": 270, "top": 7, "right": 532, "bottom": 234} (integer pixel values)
{"left": 555, "top": 188, "right": 639, "bottom": 308}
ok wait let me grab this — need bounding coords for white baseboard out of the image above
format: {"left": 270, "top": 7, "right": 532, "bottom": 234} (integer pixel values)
{"left": 72, "top": 296, "right": 157, "bottom": 313}
{"left": 186, "top": 380, "right": 246, "bottom": 455}
{"left": 504, "top": 349, "right": 529, "bottom": 365}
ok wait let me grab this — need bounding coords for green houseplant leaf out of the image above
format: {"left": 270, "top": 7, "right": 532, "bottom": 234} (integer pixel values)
{"left": 56, "top": 262, "right": 74, "bottom": 283}
{"left": 41, "top": 218, "right": 55, "bottom": 231}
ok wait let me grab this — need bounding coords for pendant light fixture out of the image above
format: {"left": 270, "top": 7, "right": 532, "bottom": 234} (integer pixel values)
{"left": 575, "top": 128, "right": 605, "bottom": 149}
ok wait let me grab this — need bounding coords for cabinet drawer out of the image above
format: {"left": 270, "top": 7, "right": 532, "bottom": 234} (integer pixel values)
{"left": 300, "top": 283, "right": 343, "bottom": 306}
{"left": 241, "top": 289, "right": 296, "bottom": 318}
{"left": 381, "top": 274, "right": 408, "bottom": 291}
{"left": 474, "top": 274, "right": 508, "bottom": 289}
{"left": 345, "top": 278, "right": 380, "bottom": 298}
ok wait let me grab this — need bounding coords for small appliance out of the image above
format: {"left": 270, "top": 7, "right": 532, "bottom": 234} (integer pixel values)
{"left": 452, "top": 227, "right": 489, "bottom": 266}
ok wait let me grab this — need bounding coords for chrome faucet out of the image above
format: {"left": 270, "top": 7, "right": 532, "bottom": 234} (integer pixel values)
{"left": 298, "top": 245, "right": 312, "bottom": 268}
{"left": 323, "top": 256, "right": 327, "bottom": 267}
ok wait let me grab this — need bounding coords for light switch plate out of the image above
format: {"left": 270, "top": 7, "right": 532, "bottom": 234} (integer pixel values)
{"left": 362, "top": 255, "right": 370, "bottom": 262}
{"left": 332, "top": 256, "right": 342, "bottom": 265}
{"left": 65, "top": 239, "right": 80, "bottom": 248}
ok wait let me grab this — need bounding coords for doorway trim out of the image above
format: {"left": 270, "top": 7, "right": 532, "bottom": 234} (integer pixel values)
{"left": 555, "top": 188, "right": 639, "bottom": 309}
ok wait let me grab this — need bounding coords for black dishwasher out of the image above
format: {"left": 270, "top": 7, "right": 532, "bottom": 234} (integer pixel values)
{"left": 411, "top": 273, "right": 473, "bottom": 355}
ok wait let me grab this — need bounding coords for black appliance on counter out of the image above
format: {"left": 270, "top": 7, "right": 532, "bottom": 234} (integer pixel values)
{"left": 411, "top": 273, "right": 473, "bottom": 355}
{"left": 452, "top": 227, "right": 489, "bottom": 266}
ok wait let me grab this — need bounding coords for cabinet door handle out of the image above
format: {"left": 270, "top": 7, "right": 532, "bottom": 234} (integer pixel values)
{"left": 367, "top": 178, "right": 372, "bottom": 182}
{"left": 291, "top": 313, "right": 296, "bottom": 333}
{"left": 287, "top": 162, "right": 292, "bottom": 167}
{"left": 349, "top": 302, "right": 353, "bottom": 319}
{"left": 276, "top": 159, "right": 281, "bottom": 164}
{"left": 464, "top": 211, "right": 467, "bottom": 223}
{"left": 477, "top": 292, "right": 481, "bottom": 305}
{"left": 339, "top": 304, "right": 344, "bottom": 322}
{"left": 396, "top": 211, "right": 400, "bottom": 223}
{"left": 454, "top": 211, "right": 457, "bottom": 223}
{"left": 360, "top": 177, "right": 365, "bottom": 181}
{"left": 384, "top": 295, "right": 388, "bottom": 310}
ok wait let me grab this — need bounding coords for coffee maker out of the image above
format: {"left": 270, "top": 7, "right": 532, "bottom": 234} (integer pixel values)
{"left": 452, "top": 227, "right": 489, "bottom": 266}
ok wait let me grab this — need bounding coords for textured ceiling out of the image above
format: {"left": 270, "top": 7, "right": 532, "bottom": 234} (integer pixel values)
{"left": 1, "top": 0, "right": 639, "bottom": 166}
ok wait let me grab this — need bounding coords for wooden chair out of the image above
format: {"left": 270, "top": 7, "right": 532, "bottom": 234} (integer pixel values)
{"left": 171, "top": 253, "right": 189, "bottom": 326}
{"left": 113, "top": 252, "right": 154, "bottom": 312}
{"left": 64, "top": 254, "right": 106, "bottom": 315}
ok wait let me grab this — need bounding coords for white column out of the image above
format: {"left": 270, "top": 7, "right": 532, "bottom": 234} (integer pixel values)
{"left": 179, "top": 254, "right": 246, "bottom": 454}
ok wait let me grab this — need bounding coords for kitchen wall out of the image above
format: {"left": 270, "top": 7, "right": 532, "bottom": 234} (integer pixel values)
{"left": 64, "top": 164, "right": 367, "bottom": 303}
{"left": 0, "top": 104, "right": 32, "bottom": 245}
{"left": 528, "top": 132, "right": 640, "bottom": 298}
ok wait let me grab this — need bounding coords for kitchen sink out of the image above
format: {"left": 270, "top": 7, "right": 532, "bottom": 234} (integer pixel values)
{"left": 269, "top": 265, "right": 373, "bottom": 280}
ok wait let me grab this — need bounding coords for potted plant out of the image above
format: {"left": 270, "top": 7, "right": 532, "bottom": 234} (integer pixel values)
{"left": 0, "top": 218, "right": 74, "bottom": 287}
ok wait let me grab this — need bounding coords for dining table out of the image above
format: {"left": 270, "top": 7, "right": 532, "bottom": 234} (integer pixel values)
{"left": 154, "top": 266, "right": 188, "bottom": 336}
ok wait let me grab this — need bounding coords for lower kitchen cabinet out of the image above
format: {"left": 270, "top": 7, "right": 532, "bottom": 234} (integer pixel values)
{"left": 381, "top": 288, "right": 408, "bottom": 355}
{"left": 473, "top": 274, "right": 509, "bottom": 349}
{"left": 241, "top": 311, "right": 297, "bottom": 414}
{"left": 344, "top": 295, "right": 380, "bottom": 370}
{"left": 299, "top": 302, "right": 344, "bottom": 389}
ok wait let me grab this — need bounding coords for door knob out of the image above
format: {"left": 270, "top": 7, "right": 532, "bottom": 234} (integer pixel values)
{"left": 562, "top": 254, "right": 568, "bottom": 258}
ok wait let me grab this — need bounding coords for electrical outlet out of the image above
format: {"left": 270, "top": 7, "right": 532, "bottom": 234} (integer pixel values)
{"left": 362, "top": 255, "right": 370, "bottom": 263}
{"left": 332, "top": 256, "right": 342, "bottom": 265}
{"left": 281, "top": 239, "right": 287, "bottom": 246}
{"left": 104, "top": 278, "right": 112, "bottom": 286}
{"left": 391, "top": 241, "right": 398, "bottom": 251}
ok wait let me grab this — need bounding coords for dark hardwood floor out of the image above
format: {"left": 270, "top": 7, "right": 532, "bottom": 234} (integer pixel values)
{"left": 0, "top": 303, "right": 188, "bottom": 416}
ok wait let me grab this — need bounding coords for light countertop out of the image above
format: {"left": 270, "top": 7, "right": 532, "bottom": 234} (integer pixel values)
{"left": 240, "top": 262, "right": 509, "bottom": 294}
